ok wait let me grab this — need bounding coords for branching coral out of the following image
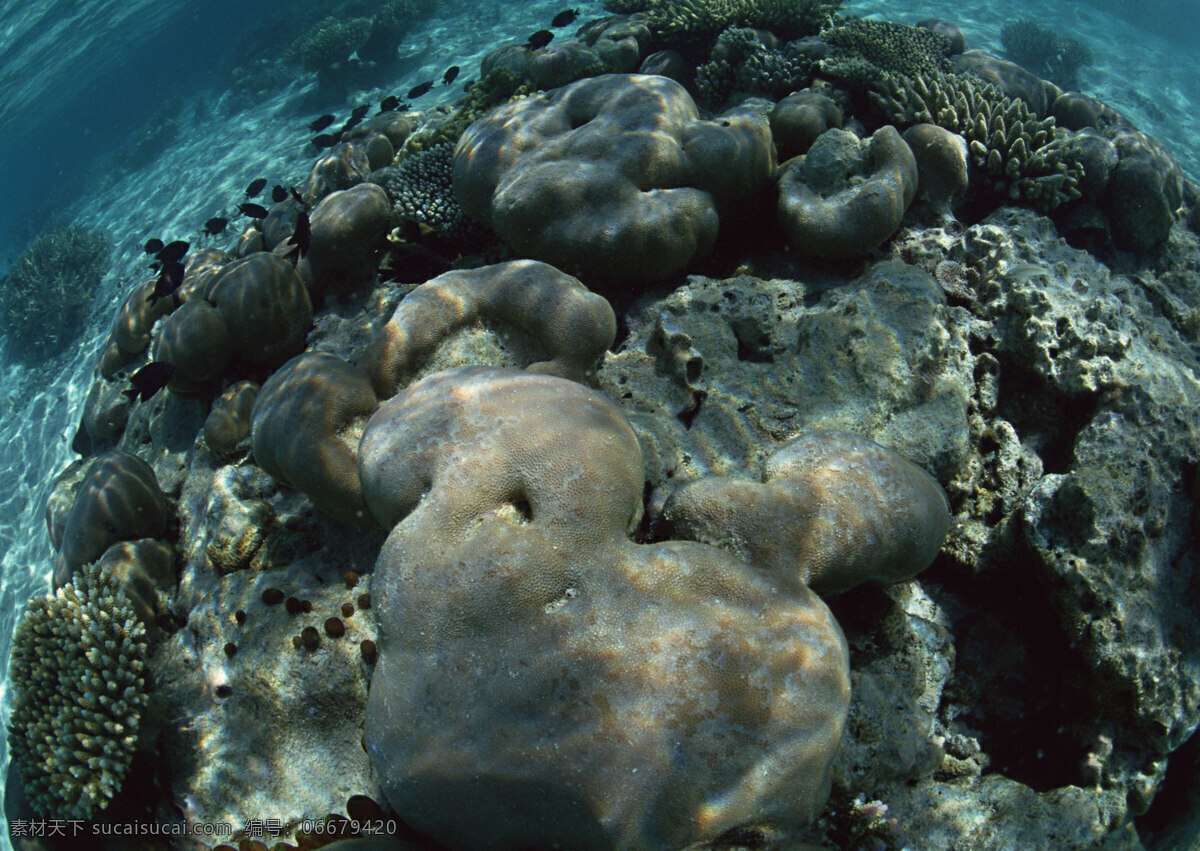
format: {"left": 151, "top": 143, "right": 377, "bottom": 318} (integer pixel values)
{"left": 821, "top": 16, "right": 952, "bottom": 80}
{"left": 1, "top": 226, "right": 109, "bottom": 363}
{"left": 873, "top": 70, "right": 1083, "bottom": 211}
{"left": 7, "top": 561, "right": 150, "bottom": 819}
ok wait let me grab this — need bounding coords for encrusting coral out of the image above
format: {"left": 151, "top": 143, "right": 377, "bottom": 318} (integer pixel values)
{"left": 7, "top": 561, "right": 150, "bottom": 820}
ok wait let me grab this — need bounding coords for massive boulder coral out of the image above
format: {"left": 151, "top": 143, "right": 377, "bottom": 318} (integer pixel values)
{"left": 53, "top": 450, "right": 170, "bottom": 586}
{"left": 7, "top": 561, "right": 150, "bottom": 820}
{"left": 453, "top": 73, "right": 775, "bottom": 287}
{"left": 365, "top": 259, "right": 617, "bottom": 397}
{"left": 304, "top": 182, "right": 392, "bottom": 294}
{"left": 359, "top": 366, "right": 851, "bottom": 849}
{"left": 251, "top": 352, "right": 380, "bottom": 529}
{"left": 663, "top": 431, "right": 951, "bottom": 595}
{"left": 208, "top": 251, "right": 314, "bottom": 371}
{"left": 777, "top": 126, "right": 918, "bottom": 259}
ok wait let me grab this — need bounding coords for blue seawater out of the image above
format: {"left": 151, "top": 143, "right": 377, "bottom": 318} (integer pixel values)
{"left": 0, "top": 0, "right": 1196, "bottom": 847}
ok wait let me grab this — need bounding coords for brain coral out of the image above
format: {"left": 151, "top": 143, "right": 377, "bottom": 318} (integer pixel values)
{"left": 207, "top": 252, "right": 314, "bottom": 371}
{"left": 663, "top": 431, "right": 951, "bottom": 595}
{"left": 359, "top": 366, "right": 850, "bottom": 848}
{"left": 7, "top": 560, "right": 150, "bottom": 820}
{"left": 453, "top": 73, "right": 775, "bottom": 288}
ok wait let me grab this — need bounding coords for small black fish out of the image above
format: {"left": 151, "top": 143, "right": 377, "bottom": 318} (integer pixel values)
{"left": 341, "top": 115, "right": 364, "bottom": 134}
{"left": 272, "top": 184, "right": 288, "bottom": 203}
{"left": 309, "top": 114, "right": 336, "bottom": 132}
{"left": 244, "top": 178, "right": 267, "bottom": 199}
{"left": 525, "top": 29, "right": 554, "bottom": 49}
{"left": 351, "top": 104, "right": 370, "bottom": 121}
{"left": 551, "top": 8, "right": 579, "bottom": 27}
{"left": 287, "top": 212, "right": 311, "bottom": 264}
{"left": 147, "top": 261, "right": 185, "bottom": 305}
{"left": 442, "top": 65, "right": 460, "bottom": 86}
{"left": 203, "top": 217, "right": 228, "bottom": 236}
{"left": 311, "top": 133, "right": 340, "bottom": 149}
{"left": 238, "top": 202, "right": 269, "bottom": 219}
{"left": 462, "top": 79, "right": 475, "bottom": 92}
{"left": 143, "top": 238, "right": 164, "bottom": 255}
{"left": 123, "top": 361, "right": 175, "bottom": 402}
{"left": 290, "top": 187, "right": 305, "bottom": 206}
{"left": 379, "top": 95, "right": 400, "bottom": 112}
{"left": 407, "top": 80, "right": 435, "bottom": 99}
{"left": 155, "top": 240, "right": 189, "bottom": 265}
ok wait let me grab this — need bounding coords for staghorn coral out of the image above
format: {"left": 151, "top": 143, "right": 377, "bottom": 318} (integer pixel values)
{"left": 0, "top": 226, "right": 110, "bottom": 363}
{"left": 603, "top": 0, "right": 841, "bottom": 47}
{"left": 7, "top": 561, "right": 150, "bottom": 820}
{"left": 873, "top": 70, "right": 1083, "bottom": 211}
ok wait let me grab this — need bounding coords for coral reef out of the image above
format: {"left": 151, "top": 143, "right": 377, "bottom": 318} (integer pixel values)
{"left": 0, "top": 226, "right": 110, "bottom": 363}
{"left": 282, "top": 16, "right": 372, "bottom": 72}
{"left": 1000, "top": 17, "right": 1093, "bottom": 91}
{"left": 603, "top": 0, "right": 842, "bottom": 47}
{"left": 7, "top": 561, "right": 150, "bottom": 820}
{"left": 27, "top": 8, "right": 1200, "bottom": 848}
